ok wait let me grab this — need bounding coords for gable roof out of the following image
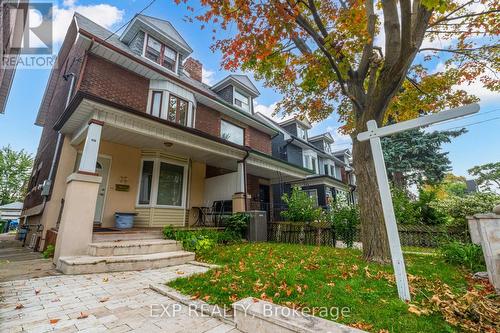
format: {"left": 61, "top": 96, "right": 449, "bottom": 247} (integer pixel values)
{"left": 308, "top": 132, "right": 334, "bottom": 143}
{"left": 212, "top": 74, "right": 260, "bottom": 97}
{"left": 279, "top": 117, "right": 312, "bottom": 130}
{"left": 132, "top": 14, "right": 192, "bottom": 53}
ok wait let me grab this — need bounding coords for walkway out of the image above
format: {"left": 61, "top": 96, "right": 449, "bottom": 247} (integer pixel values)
{"left": 0, "top": 264, "right": 241, "bottom": 333}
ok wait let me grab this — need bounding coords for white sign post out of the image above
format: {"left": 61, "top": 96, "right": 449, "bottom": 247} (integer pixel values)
{"left": 357, "top": 103, "right": 480, "bottom": 301}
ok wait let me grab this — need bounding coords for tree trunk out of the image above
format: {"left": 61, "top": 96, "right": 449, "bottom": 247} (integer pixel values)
{"left": 352, "top": 138, "right": 391, "bottom": 263}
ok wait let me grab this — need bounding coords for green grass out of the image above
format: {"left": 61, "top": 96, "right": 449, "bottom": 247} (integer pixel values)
{"left": 168, "top": 243, "right": 471, "bottom": 333}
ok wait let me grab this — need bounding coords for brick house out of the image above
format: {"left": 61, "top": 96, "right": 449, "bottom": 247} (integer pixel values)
{"left": 21, "top": 13, "right": 310, "bottom": 269}
{"left": 255, "top": 114, "right": 357, "bottom": 210}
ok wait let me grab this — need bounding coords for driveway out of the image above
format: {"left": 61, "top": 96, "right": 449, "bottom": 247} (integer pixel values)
{"left": 0, "top": 264, "right": 241, "bottom": 333}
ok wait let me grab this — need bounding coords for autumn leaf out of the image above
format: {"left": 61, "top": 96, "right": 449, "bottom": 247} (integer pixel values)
{"left": 102, "top": 277, "right": 109, "bottom": 282}
{"left": 229, "top": 294, "right": 238, "bottom": 302}
{"left": 176, "top": 270, "right": 185, "bottom": 275}
{"left": 350, "top": 322, "right": 373, "bottom": 330}
{"left": 77, "top": 312, "right": 89, "bottom": 319}
{"left": 49, "top": 319, "right": 60, "bottom": 325}
{"left": 203, "top": 295, "right": 210, "bottom": 301}
{"left": 190, "top": 292, "right": 200, "bottom": 300}
{"left": 35, "top": 289, "right": 41, "bottom": 295}
{"left": 99, "top": 297, "right": 109, "bottom": 303}
{"left": 15, "top": 303, "right": 24, "bottom": 310}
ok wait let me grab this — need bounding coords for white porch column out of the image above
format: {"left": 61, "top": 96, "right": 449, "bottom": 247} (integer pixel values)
{"left": 236, "top": 161, "right": 245, "bottom": 193}
{"left": 78, "top": 119, "right": 103, "bottom": 174}
{"left": 233, "top": 161, "right": 248, "bottom": 213}
{"left": 54, "top": 119, "right": 104, "bottom": 267}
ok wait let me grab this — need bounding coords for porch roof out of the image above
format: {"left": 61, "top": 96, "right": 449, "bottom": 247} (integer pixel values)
{"left": 289, "top": 175, "right": 349, "bottom": 190}
{"left": 54, "top": 92, "right": 311, "bottom": 184}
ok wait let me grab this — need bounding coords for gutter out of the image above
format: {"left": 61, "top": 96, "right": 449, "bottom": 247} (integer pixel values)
{"left": 239, "top": 150, "right": 251, "bottom": 211}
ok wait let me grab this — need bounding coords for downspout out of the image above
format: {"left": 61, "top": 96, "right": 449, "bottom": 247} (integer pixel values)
{"left": 239, "top": 149, "right": 250, "bottom": 211}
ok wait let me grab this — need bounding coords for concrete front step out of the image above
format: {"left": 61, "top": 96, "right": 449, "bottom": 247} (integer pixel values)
{"left": 57, "top": 251, "right": 195, "bottom": 274}
{"left": 88, "top": 239, "right": 182, "bottom": 256}
{"left": 92, "top": 230, "right": 163, "bottom": 242}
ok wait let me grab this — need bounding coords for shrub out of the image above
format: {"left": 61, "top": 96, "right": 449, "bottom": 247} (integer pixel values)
{"left": 414, "top": 188, "right": 447, "bottom": 225}
{"left": 326, "top": 198, "right": 359, "bottom": 248}
{"left": 440, "top": 241, "right": 485, "bottom": 272}
{"left": 431, "top": 192, "right": 500, "bottom": 226}
{"left": 42, "top": 245, "right": 55, "bottom": 259}
{"left": 162, "top": 225, "right": 175, "bottom": 239}
{"left": 162, "top": 227, "right": 241, "bottom": 253}
{"left": 392, "top": 187, "right": 419, "bottom": 224}
{"left": 281, "top": 187, "right": 322, "bottom": 223}
{"left": 224, "top": 213, "right": 250, "bottom": 238}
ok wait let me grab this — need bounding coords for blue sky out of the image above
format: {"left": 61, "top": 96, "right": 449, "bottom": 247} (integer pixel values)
{"left": 0, "top": 0, "right": 498, "bottom": 178}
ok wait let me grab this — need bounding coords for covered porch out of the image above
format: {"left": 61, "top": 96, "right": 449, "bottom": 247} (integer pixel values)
{"left": 52, "top": 95, "right": 310, "bottom": 260}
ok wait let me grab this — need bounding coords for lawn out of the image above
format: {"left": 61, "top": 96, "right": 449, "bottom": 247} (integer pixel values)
{"left": 168, "top": 242, "right": 498, "bottom": 333}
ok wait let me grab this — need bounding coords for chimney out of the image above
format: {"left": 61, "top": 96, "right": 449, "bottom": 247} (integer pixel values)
{"left": 183, "top": 57, "right": 203, "bottom": 82}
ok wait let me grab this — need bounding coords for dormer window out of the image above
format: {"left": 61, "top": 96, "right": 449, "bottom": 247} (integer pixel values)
{"left": 297, "top": 126, "right": 307, "bottom": 140}
{"left": 234, "top": 89, "right": 250, "bottom": 112}
{"left": 145, "top": 35, "right": 177, "bottom": 72}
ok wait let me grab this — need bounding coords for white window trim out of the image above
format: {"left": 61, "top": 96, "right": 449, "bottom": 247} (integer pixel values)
{"left": 135, "top": 157, "right": 188, "bottom": 209}
{"left": 303, "top": 150, "right": 318, "bottom": 173}
{"left": 141, "top": 32, "right": 178, "bottom": 75}
{"left": 304, "top": 188, "right": 319, "bottom": 207}
{"left": 232, "top": 86, "right": 250, "bottom": 113}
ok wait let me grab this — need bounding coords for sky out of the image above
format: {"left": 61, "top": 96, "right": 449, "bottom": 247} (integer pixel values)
{"left": 0, "top": 0, "right": 498, "bottom": 179}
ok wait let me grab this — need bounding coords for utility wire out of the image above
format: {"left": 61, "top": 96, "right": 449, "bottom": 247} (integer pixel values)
{"left": 89, "top": 0, "right": 157, "bottom": 53}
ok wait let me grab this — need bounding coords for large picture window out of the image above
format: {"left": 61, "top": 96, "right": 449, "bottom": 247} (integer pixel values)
{"left": 145, "top": 35, "right": 177, "bottom": 72}
{"left": 137, "top": 159, "right": 187, "bottom": 208}
{"left": 157, "top": 162, "right": 184, "bottom": 206}
{"left": 168, "top": 95, "right": 188, "bottom": 126}
{"left": 221, "top": 120, "right": 244, "bottom": 145}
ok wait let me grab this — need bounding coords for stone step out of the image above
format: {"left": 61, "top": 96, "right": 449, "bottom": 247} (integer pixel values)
{"left": 87, "top": 239, "right": 182, "bottom": 256}
{"left": 92, "top": 230, "right": 163, "bottom": 242}
{"left": 57, "top": 251, "right": 195, "bottom": 275}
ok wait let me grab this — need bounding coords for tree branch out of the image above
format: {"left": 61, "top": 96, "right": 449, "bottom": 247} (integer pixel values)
{"left": 382, "top": 0, "right": 402, "bottom": 66}
{"left": 357, "top": 0, "right": 376, "bottom": 80}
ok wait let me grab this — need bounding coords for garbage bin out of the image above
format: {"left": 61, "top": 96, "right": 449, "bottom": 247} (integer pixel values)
{"left": 114, "top": 212, "right": 137, "bottom": 229}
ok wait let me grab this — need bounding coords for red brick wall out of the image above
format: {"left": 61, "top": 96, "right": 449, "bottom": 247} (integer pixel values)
{"left": 195, "top": 103, "right": 221, "bottom": 137}
{"left": 79, "top": 55, "right": 149, "bottom": 112}
{"left": 195, "top": 103, "right": 272, "bottom": 154}
{"left": 245, "top": 126, "right": 272, "bottom": 154}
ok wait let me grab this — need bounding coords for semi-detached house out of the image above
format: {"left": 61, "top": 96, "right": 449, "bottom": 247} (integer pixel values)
{"left": 21, "top": 13, "right": 311, "bottom": 263}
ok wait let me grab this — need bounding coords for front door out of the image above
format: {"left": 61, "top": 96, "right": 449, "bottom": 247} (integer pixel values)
{"left": 94, "top": 157, "right": 111, "bottom": 224}
{"left": 75, "top": 154, "right": 111, "bottom": 225}
{"left": 258, "top": 184, "right": 270, "bottom": 211}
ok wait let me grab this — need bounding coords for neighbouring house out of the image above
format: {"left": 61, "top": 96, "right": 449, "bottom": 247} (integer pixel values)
{"left": 21, "top": 13, "right": 311, "bottom": 262}
{"left": 256, "top": 114, "right": 357, "bottom": 213}
{"left": 0, "top": 0, "right": 29, "bottom": 114}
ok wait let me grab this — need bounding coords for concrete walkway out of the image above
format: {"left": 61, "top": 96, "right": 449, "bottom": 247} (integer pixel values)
{"left": 0, "top": 264, "right": 241, "bottom": 333}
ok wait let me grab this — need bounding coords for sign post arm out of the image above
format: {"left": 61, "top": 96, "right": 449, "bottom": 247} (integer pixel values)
{"left": 367, "top": 120, "right": 411, "bottom": 301}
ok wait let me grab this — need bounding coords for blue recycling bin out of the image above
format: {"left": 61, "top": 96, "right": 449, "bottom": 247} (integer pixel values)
{"left": 114, "top": 212, "right": 137, "bottom": 229}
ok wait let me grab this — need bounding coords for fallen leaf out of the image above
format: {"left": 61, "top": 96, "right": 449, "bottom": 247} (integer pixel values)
{"left": 229, "top": 294, "right": 238, "bottom": 302}
{"left": 15, "top": 303, "right": 24, "bottom": 310}
{"left": 102, "top": 277, "right": 108, "bottom": 282}
{"left": 99, "top": 297, "right": 109, "bottom": 303}
{"left": 35, "top": 289, "right": 41, "bottom": 295}
{"left": 49, "top": 319, "right": 60, "bottom": 324}
{"left": 408, "top": 304, "right": 423, "bottom": 316}
{"left": 77, "top": 312, "right": 88, "bottom": 319}
{"left": 190, "top": 292, "right": 200, "bottom": 300}
{"left": 203, "top": 295, "right": 210, "bottom": 301}
{"left": 176, "top": 270, "right": 185, "bottom": 275}
{"left": 350, "top": 322, "right": 373, "bottom": 330}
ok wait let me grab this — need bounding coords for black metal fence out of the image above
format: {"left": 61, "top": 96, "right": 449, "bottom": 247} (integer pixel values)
{"left": 267, "top": 222, "right": 470, "bottom": 248}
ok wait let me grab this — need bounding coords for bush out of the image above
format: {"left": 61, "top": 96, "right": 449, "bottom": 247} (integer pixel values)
{"left": 392, "top": 187, "right": 419, "bottom": 224}
{"left": 42, "top": 245, "right": 55, "bottom": 259}
{"left": 414, "top": 188, "right": 447, "bottom": 225}
{"left": 326, "top": 198, "right": 359, "bottom": 248}
{"left": 281, "top": 187, "right": 322, "bottom": 223}
{"left": 440, "top": 241, "right": 485, "bottom": 272}
{"left": 223, "top": 213, "right": 250, "bottom": 238}
{"left": 431, "top": 192, "right": 500, "bottom": 226}
{"left": 162, "top": 226, "right": 241, "bottom": 253}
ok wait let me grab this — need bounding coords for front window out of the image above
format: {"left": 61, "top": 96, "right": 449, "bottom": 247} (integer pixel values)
{"left": 221, "top": 120, "right": 244, "bottom": 145}
{"left": 330, "top": 165, "right": 336, "bottom": 178}
{"left": 137, "top": 159, "right": 186, "bottom": 207}
{"left": 311, "top": 157, "right": 317, "bottom": 173}
{"left": 145, "top": 35, "right": 177, "bottom": 72}
{"left": 157, "top": 162, "right": 184, "bottom": 206}
{"left": 138, "top": 161, "right": 154, "bottom": 205}
{"left": 297, "top": 126, "right": 307, "bottom": 140}
{"left": 234, "top": 90, "right": 249, "bottom": 112}
{"left": 149, "top": 91, "right": 162, "bottom": 118}
{"left": 324, "top": 164, "right": 329, "bottom": 175}
{"left": 168, "top": 95, "right": 188, "bottom": 126}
